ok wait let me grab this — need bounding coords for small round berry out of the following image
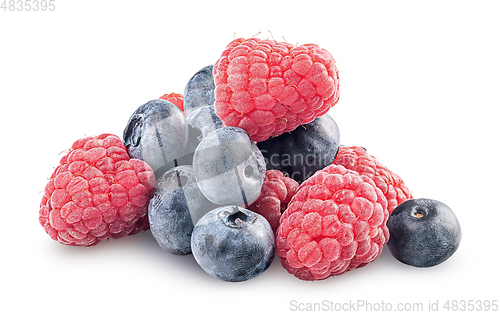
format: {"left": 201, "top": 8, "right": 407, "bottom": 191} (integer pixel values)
{"left": 148, "top": 165, "right": 217, "bottom": 255}
{"left": 193, "top": 127, "right": 266, "bottom": 206}
{"left": 258, "top": 114, "right": 340, "bottom": 183}
{"left": 386, "top": 198, "right": 461, "bottom": 267}
{"left": 184, "top": 65, "right": 215, "bottom": 116}
{"left": 123, "top": 99, "right": 189, "bottom": 179}
{"left": 191, "top": 206, "right": 275, "bottom": 282}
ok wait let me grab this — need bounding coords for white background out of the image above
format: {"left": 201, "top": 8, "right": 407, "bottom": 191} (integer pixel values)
{"left": 2, "top": 1, "right": 499, "bottom": 314}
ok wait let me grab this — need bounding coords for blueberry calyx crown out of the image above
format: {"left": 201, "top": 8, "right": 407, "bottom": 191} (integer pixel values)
{"left": 411, "top": 207, "right": 427, "bottom": 219}
{"left": 220, "top": 206, "right": 255, "bottom": 228}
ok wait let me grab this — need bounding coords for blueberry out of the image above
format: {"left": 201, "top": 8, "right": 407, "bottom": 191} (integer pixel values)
{"left": 386, "top": 198, "right": 462, "bottom": 267}
{"left": 123, "top": 99, "right": 189, "bottom": 179}
{"left": 148, "top": 165, "right": 217, "bottom": 255}
{"left": 183, "top": 65, "right": 215, "bottom": 116}
{"left": 175, "top": 105, "right": 223, "bottom": 166}
{"left": 191, "top": 206, "right": 275, "bottom": 282}
{"left": 186, "top": 105, "right": 223, "bottom": 140}
{"left": 257, "top": 114, "right": 340, "bottom": 183}
{"left": 193, "top": 127, "right": 266, "bottom": 206}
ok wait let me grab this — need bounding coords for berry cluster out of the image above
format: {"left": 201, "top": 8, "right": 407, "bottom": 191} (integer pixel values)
{"left": 39, "top": 36, "right": 460, "bottom": 282}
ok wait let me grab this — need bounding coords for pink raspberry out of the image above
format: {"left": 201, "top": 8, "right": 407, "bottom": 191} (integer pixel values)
{"left": 159, "top": 92, "right": 184, "bottom": 114}
{"left": 334, "top": 146, "right": 412, "bottom": 213}
{"left": 246, "top": 170, "right": 299, "bottom": 233}
{"left": 276, "top": 164, "right": 389, "bottom": 281}
{"left": 213, "top": 37, "right": 340, "bottom": 142}
{"left": 39, "top": 134, "right": 155, "bottom": 246}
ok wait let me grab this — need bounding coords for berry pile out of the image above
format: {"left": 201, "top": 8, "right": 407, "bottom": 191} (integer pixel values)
{"left": 39, "top": 35, "right": 460, "bottom": 282}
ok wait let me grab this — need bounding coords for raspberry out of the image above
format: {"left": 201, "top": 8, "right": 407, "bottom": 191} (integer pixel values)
{"left": 246, "top": 170, "right": 299, "bottom": 233}
{"left": 39, "top": 134, "right": 155, "bottom": 246}
{"left": 213, "top": 37, "right": 340, "bottom": 142}
{"left": 159, "top": 92, "right": 184, "bottom": 113}
{"left": 276, "top": 164, "right": 389, "bottom": 281}
{"left": 334, "top": 146, "right": 412, "bottom": 213}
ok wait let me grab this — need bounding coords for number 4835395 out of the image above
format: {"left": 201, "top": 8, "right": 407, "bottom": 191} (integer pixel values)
{"left": 1, "top": 0, "right": 56, "bottom": 11}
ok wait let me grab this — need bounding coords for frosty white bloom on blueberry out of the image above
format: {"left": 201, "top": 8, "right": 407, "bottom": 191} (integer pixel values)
{"left": 191, "top": 206, "right": 275, "bottom": 282}
{"left": 183, "top": 65, "right": 215, "bottom": 116}
{"left": 123, "top": 99, "right": 189, "bottom": 179}
{"left": 148, "top": 165, "right": 217, "bottom": 255}
{"left": 193, "top": 127, "right": 266, "bottom": 206}
{"left": 175, "top": 105, "right": 223, "bottom": 166}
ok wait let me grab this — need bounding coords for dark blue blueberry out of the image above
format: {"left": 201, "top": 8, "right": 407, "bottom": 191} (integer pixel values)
{"left": 148, "top": 165, "right": 217, "bottom": 255}
{"left": 191, "top": 206, "right": 275, "bottom": 282}
{"left": 387, "top": 198, "right": 461, "bottom": 267}
{"left": 123, "top": 99, "right": 189, "bottom": 179}
{"left": 257, "top": 114, "right": 340, "bottom": 183}
{"left": 183, "top": 65, "right": 215, "bottom": 116}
